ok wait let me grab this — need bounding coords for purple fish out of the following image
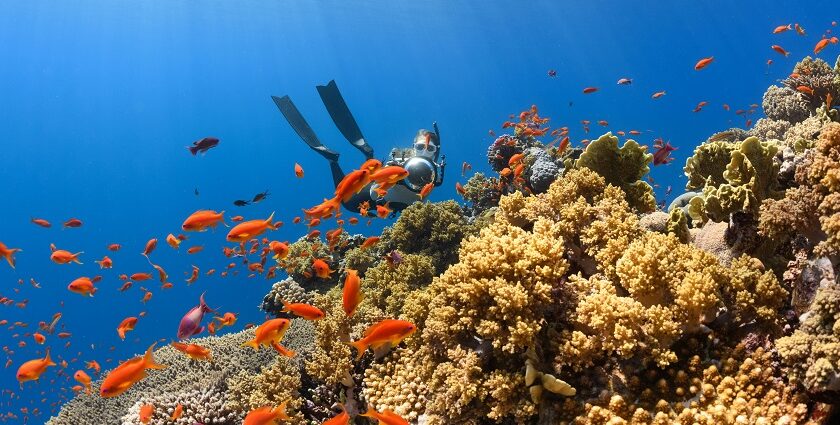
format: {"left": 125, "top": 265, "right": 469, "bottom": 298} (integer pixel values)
{"left": 653, "top": 141, "right": 677, "bottom": 166}
{"left": 177, "top": 292, "right": 214, "bottom": 339}
{"left": 187, "top": 137, "right": 219, "bottom": 156}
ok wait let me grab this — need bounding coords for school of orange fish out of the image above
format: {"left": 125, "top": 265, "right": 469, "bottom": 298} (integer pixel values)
{"left": 1, "top": 19, "right": 840, "bottom": 425}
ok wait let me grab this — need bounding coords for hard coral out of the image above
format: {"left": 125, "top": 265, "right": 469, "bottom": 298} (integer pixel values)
{"left": 762, "top": 85, "right": 811, "bottom": 123}
{"left": 261, "top": 277, "right": 315, "bottom": 318}
{"left": 225, "top": 357, "right": 304, "bottom": 423}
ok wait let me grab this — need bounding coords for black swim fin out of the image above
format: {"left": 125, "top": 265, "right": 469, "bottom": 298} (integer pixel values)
{"left": 316, "top": 80, "right": 374, "bottom": 159}
{"left": 272, "top": 95, "right": 340, "bottom": 162}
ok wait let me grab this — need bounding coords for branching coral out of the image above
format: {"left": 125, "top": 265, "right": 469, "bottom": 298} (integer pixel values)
{"left": 361, "top": 253, "right": 436, "bottom": 318}
{"left": 121, "top": 387, "right": 243, "bottom": 425}
{"left": 569, "top": 132, "right": 656, "bottom": 212}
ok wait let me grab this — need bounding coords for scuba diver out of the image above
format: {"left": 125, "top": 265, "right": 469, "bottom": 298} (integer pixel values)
{"left": 272, "top": 80, "right": 445, "bottom": 216}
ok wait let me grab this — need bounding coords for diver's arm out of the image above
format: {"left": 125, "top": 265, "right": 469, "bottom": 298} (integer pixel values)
{"left": 434, "top": 154, "right": 446, "bottom": 187}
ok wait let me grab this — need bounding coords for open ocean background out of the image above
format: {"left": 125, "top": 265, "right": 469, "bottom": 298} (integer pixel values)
{"left": 0, "top": 0, "right": 835, "bottom": 421}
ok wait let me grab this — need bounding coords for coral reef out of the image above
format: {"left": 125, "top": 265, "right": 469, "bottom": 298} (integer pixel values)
{"left": 461, "top": 172, "right": 502, "bottom": 217}
{"left": 225, "top": 357, "right": 305, "bottom": 423}
{"left": 261, "top": 277, "right": 315, "bottom": 318}
{"left": 120, "top": 387, "right": 241, "bottom": 425}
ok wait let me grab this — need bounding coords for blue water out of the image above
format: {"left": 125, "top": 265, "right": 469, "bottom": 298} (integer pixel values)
{"left": 0, "top": 0, "right": 836, "bottom": 421}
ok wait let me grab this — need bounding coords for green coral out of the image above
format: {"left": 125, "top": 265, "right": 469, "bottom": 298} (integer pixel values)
{"left": 685, "top": 137, "right": 781, "bottom": 223}
{"left": 362, "top": 253, "right": 436, "bottom": 319}
{"left": 569, "top": 132, "right": 656, "bottom": 212}
{"left": 462, "top": 172, "right": 502, "bottom": 215}
{"left": 383, "top": 200, "right": 476, "bottom": 274}
{"left": 667, "top": 207, "right": 689, "bottom": 243}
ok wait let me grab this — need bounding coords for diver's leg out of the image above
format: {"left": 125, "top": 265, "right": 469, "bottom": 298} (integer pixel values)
{"left": 271, "top": 95, "right": 340, "bottom": 162}
{"left": 329, "top": 160, "right": 345, "bottom": 188}
{"left": 316, "top": 80, "right": 374, "bottom": 160}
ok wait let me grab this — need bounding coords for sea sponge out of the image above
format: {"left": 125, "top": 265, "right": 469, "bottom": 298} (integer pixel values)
{"left": 524, "top": 146, "right": 562, "bottom": 193}
{"left": 748, "top": 117, "right": 791, "bottom": 141}
{"left": 570, "top": 132, "right": 656, "bottom": 212}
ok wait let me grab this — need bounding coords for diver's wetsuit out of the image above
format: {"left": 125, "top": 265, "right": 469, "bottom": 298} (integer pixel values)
{"left": 272, "top": 80, "right": 444, "bottom": 216}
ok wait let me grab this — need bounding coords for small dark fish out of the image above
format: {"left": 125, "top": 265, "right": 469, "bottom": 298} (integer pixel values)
{"left": 194, "top": 188, "right": 199, "bottom": 196}
{"left": 384, "top": 250, "right": 403, "bottom": 267}
{"left": 233, "top": 200, "right": 250, "bottom": 207}
{"left": 547, "top": 69, "right": 557, "bottom": 77}
{"left": 252, "top": 190, "right": 270, "bottom": 203}
{"left": 188, "top": 137, "right": 219, "bottom": 156}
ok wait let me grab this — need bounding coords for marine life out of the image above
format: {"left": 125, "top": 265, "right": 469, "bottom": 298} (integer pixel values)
{"left": 176, "top": 292, "right": 214, "bottom": 339}
{"left": 226, "top": 212, "right": 277, "bottom": 242}
{"left": 117, "top": 316, "right": 138, "bottom": 340}
{"left": 16, "top": 348, "right": 55, "bottom": 384}
{"left": 616, "top": 78, "right": 632, "bottom": 85}
{"left": 50, "top": 245, "right": 83, "bottom": 264}
{"left": 652, "top": 139, "right": 677, "bottom": 166}
{"left": 772, "top": 24, "right": 791, "bottom": 34}
{"left": 252, "top": 190, "right": 270, "bottom": 203}
{"left": 94, "top": 255, "right": 112, "bottom": 269}
{"left": 342, "top": 268, "right": 363, "bottom": 317}
{"left": 814, "top": 37, "right": 830, "bottom": 55}
{"left": 72, "top": 370, "right": 92, "bottom": 395}
{"left": 234, "top": 199, "right": 251, "bottom": 206}
{"left": 582, "top": 87, "right": 598, "bottom": 93}
{"left": 350, "top": 319, "right": 416, "bottom": 360}
{"left": 694, "top": 56, "right": 714, "bottom": 70}
{"left": 30, "top": 218, "right": 51, "bottom": 228}
{"left": 243, "top": 404, "right": 288, "bottom": 425}
{"left": 99, "top": 343, "right": 166, "bottom": 398}
{"left": 771, "top": 44, "right": 790, "bottom": 56}
{"left": 0, "top": 241, "right": 21, "bottom": 268}
{"left": 187, "top": 136, "right": 219, "bottom": 155}
{"left": 62, "top": 218, "right": 82, "bottom": 228}
{"left": 138, "top": 404, "right": 154, "bottom": 423}
{"left": 547, "top": 69, "right": 557, "bottom": 77}
{"left": 651, "top": 90, "right": 666, "bottom": 99}
{"left": 294, "top": 162, "right": 304, "bottom": 177}
{"left": 170, "top": 341, "right": 212, "bottom": 360}
{"left": 361, "top": 407, "right": 410, "bottom": 425}
{"left": 182, "top": 210, "right": 225, "bottom": 231}
{"left": 312, "top": 258, "right": 333, "bottom": 278}
{"left": 281, "top": 300, "right": 325, "bottom": 320}
{"left": 241, "top": 318, "right": 291, "bottom": 352}
{"left": 67, "top": 277, "right": 97, "bottom": 296}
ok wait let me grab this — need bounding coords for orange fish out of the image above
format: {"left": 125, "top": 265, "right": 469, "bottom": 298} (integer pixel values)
{"left": 350, "top": 319, "right": 416, "bottom": 360}
{"left": 797, "top": 85, "right": 815, "bottom": 96}
{"left": 119, "top": 281, "right": 133, "bottom": 292}
{"left": 455, "top": 181, "right": 466, "bottom": 196}
{"left": 182, "top": 210, "right": 226, "bottom": 232}
{"left": 418, "top": 182, "right": 434, "bottom": 200}
{"left": 33, "top": 333, "right": 45, "bottom": 344}
{"left": 0, "top": 242, "right": 21, "bottom": 269}
{"left": 73, "top": 370, "right": 92, "bottom": 394}
{"left": 108, "top": 243, "right": 122, "bottom": 251}
{"left": 376, "top": 203, "right": 392, "bottom": 219}
{"left": 244, "top": 404, "right": 289, "bottom": 425}
{"left": 772, "top": 24, "right": 792, "bottom": 34}
{"left": 312, "top": 259, "right": 334, "bottom": 279}
{"left": 170, "top": 342, "right": 212, "bottom": 361}
{"left": 141, "top": 290, "right": 152, "bottom": 304}
{"left": 814, "top": 38, "right": 831, "bottom": 55}
{"left": 131, "top": 273, "right": 153, "bottom": 282}
{"left": 582, "top": 87, "right": 598, "bottom": 94}
{"left": 30, "top": 218, "right": 51, "bottom": 228}
{"left": 227, "top": 212, "right": 277, "bottom": 243}
{"left": 16, "top": 348, "right": 56, "bottom": 384}
{"left": 85, "top": 360, "right": 101, "bottom": 374}
{"left": 360, "top": 407, "right": 409, "bottom": 425}
{"left": 187, "top": 246, "right": 204, "bottom": 254}
{"left": 294, "top": 163, "right": 304, "bottom": 178}
{"left": 231, "top": 215, "right": 244, "bottom": 222}
{"left": 771, "top": 45, "right": 790, "bottom": 56}
{"left": 152, "top": 264, "right": 168, "bottom": 283}
{"left": 694, "top": 56, "right": 714, "bottom": 70}
{"left": 342, "top": 269, "right": 363, "bottom": 317}
{"left": 100, "top": 343, "right": 166, "bottom": 397}
{"left": 165, "top": 234, "right": 181, "bottom": 250}
{"left": 334, "top": 169, "right": 373, "bottom": 203}
{"left": 215, "top": 312, "right": 238, "bottom": 328}
{"left": 50, "top": 246, "right": 83, "bottom": 265}
{"left": 170, "top": 403, "right": 183, "bottom": 420}
{"left": 795, "top": 23, "right": 806, "bottom": 36}
{"left": 281, "top": 300, "right": 325, "bottom": 320}
{"left": 323, "top": 406, "right": 350, "bottom": 425}
{"left": 186, "top": 265, "right": 200, "bottom": 284}
{"left": 68, "top": 277, "right": 97, "bottom": 297}
{"left": 117, "top": 317, "right": 138, "bottom": 340}
{"left": 269, "top": 241, "right": 289, "bottom": 260}
{"left": 651, "top": 91, "right": 666, "bottom": 99}
{"left": 139, "top": 404, "right": 154, "bottom": 424}
{"left": 95, "top": 256, "right": 113, "bottom": 269}
{"left": 63, "top": 218, "right": 83, "bottom": 228}
{"left": 241, "top": 318, "right": 294, "bottom": 356}
{"left": 360, "top": 236, "right": 380, "bottom": 249}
